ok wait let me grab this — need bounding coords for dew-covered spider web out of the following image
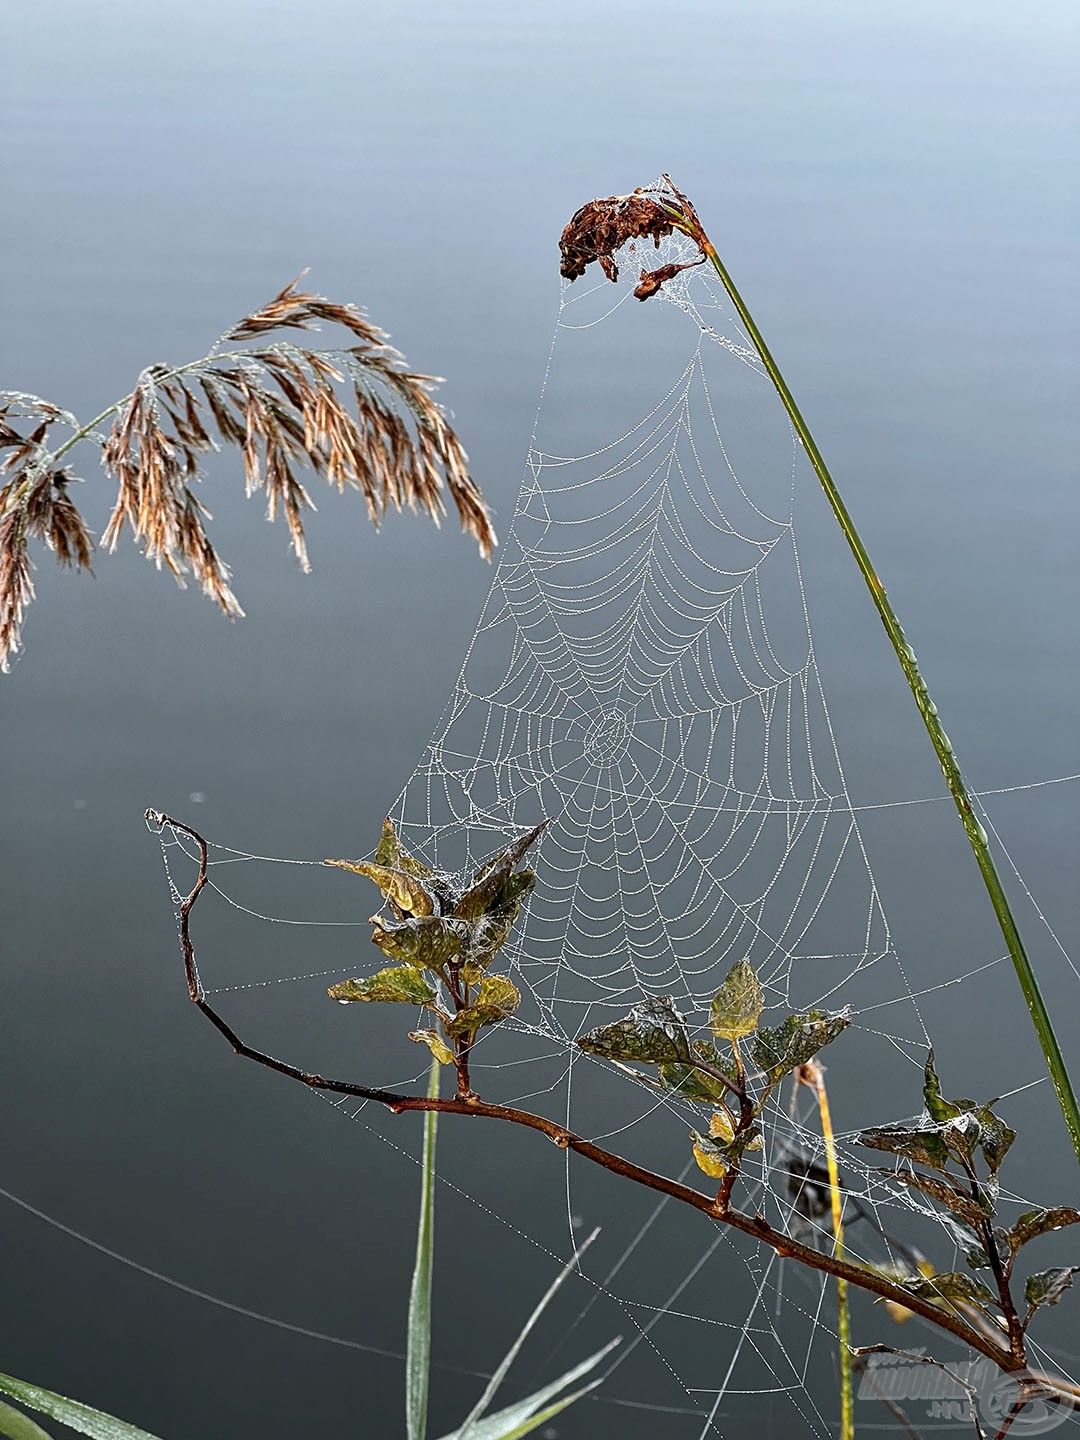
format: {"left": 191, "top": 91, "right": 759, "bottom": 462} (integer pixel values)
{"left": 148, "top": 196, "right": 1080, "bottom": 1437}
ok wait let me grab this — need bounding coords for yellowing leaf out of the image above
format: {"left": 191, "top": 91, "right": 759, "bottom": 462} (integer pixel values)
{"left": 409, "top": 1029, "right": 456, "bottom": 1065}
{"left": 328, "top": 967, "right": 436, "bottom": 1006}
{"left": 691, "top": 1135, "right": 728, "bottom": 1179}
{"left": 876, "top": 1258, "right": 934, "bottom": 1324}
{"left": 375, "top": 817, "right": 433, "bottom": 879}
{"left": 445, "top": 974, "right": 521, "bottom": 1037}
{"left": 325, "top": 858, "right": 435, "bottom": 917}
{"left": 709, "top": 1109, "right": 736, "bottom": 1143}
{"left": 709, "top": 959, "right": 764, "bottom": 1041}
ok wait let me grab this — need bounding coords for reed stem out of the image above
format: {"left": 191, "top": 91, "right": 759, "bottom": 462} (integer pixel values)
{"left": 684, "top": 208, "right": 1080, "bottom": 1162}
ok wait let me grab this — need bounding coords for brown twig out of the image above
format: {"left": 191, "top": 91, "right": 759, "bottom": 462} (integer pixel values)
{"left": 144, "top": 808, "right": 1076, "bottom": 1384}
{"left": 853, "top": 1345, "right": 989, "bottom": 1440}
{"left": 851, "top": 1352, "right": 927, "bottom": 1440}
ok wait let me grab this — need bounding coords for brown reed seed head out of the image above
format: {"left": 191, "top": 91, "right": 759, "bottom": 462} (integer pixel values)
{"left": 0, "top": 277, "right": 496, "bottom": 671}
{"left": 1, "top": 399, "right": 96, "bottom": 670}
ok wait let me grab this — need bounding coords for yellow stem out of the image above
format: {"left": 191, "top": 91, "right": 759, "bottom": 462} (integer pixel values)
{"left": 803, "top": 1062, "right": 854, "bottom": 1440}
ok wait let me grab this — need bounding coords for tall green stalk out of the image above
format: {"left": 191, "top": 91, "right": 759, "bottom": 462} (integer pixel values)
{"left": 676, "top": 202, "right": 1080, "bottom": 1161}
{"left": 406, "top": 1058, "right": 441, "bottom": 1440}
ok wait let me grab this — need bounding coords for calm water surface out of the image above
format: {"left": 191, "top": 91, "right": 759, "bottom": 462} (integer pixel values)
{"left": 2, "top": 3, "right": 1078, "bottom": 1435}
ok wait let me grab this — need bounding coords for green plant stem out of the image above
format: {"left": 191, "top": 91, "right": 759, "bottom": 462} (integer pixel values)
{"left": 406, "top": 1058, "right": 440, "bottom": 1440}
{"left": 690, "top": 225, "right": 1080, "bottom": 1163}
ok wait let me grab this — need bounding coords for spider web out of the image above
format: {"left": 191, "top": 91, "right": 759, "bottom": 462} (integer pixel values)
{"left": 148, "top": 206, "right": 1080, "bottom": 1437}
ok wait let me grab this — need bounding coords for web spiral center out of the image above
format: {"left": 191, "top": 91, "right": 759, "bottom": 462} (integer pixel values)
{"left": 582, "top": 709, "right": 632, "bottom": 766}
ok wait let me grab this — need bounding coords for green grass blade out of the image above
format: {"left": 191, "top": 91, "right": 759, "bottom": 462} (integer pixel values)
{"left": 697, "top": 226, "right": 1080, "bottom": 1162}
{"left": 435, "top": 1337, "right": 618, "bottom": 1440}
{"left": 453, "top": 1229, "right": 599, "bottom": 1440}
{"left": 0, "top": 1376, "right": 164, "bottom": 1440}
{"left": 462, "top": 1379, "right": 603, "bottom": 1440}
{"left": 406, "top": 1057, "right": 440, "bottom": 1440}
{"left": 0, "top": 1399, "right": 54, "bottom": 1440}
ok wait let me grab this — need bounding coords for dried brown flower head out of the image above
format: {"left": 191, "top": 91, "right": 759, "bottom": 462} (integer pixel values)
{"left": 632, "top": 257, "right": 707, "bottom": 302}
{"left": 559, "top": 192, "right": 676, "bottom": 284}
{"left": 559, "top": 176, "right": 709, "bottom": 301}
{"left": 0, "top": 277, "right": 495, "bottom": 671}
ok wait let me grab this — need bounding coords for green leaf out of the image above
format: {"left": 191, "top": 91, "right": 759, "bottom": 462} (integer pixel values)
{"left": 467, "top": 871, "right": 536, "bottom": 970}
{"left": 409, "top": 1029, "right": 456, "bottom": 1065}
{"left": 858, "top": 1125, "right": 951, "bottom": 1171}
{"left": 750, "top": 1008, "right": 850, "bottom": 1081}
{"left": 709, "top": 959, "right": 764, "bottom": 1041}
{"left": 454, "top": 821, "right": 548, "bottom": 921}
{"left": 657, "top": 1044, "right": 732, "bottom": 1104}
{"left": 577, "top": 995, "right": 690, "bottom": 1065}
{"left": 406, "top": 1059, "right": 440, "bottom": 1440}
{"left": 445, "top": 975, "right": 521, "bottom": 1037}
{"left": 329, "top": 967, "right": 436, "bottom": 1006}
{"left": 0, "top": 1377, "right": 164, "bottom": 1440}
{"left": 921, "top": 1053, "right": 1015, "bottom": 1171}
{"left": 1025, "top": 1266, "right": 1078, "bottom": 1314}
{"left": 1007, "top": 1207, "right": 1080, "bottom": 1254}
{"left": 939, "top": 1215, "right": 992, "bottom": 1271}
{"left": 452, "top": 1230, "right": 602, "bottom": 1440}
{"left": 370, "top": 914, "right": 467, "bottom": 971}
{"left": 0, "top": 1401, "right": 53, "bottom": 1440}
{"left": 975, "top": 1104, "right": 1016, "bottom": 1174}
{"left": 901, "top": 1270, "right": 997, "bottom": 1310}
{"left": 435, "top": 1338, "right": 617, "bottom": 1440}
{"left": 923, "top": 1050, "right": 966, "bottom": 1125}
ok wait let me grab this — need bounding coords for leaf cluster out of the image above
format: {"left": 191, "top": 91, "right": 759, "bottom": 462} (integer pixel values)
{"left": 577, "top": 958, "right": 850, "bottom": 1187}
{"left": 326, "top": 818, "right": 547, "bottom": 1065}
{"left": 859, "top": 1053, "right": 1080, "bottom": 1327}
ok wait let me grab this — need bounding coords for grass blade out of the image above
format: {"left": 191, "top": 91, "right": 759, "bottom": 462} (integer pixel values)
{"left": 435, "top": 1337, "right": 618, "bottom": 1440}
{"left": 0, "top": 1399, "right": 53, "bottom": 1440}
{"left": 0, "top": 1376, "right": 163, "bottom": 1440}
{"left": 452, "top": 1229, "right": 599, "bottom": 1440}
{"left": 406, "top": 1057, "right": 440, "bottom": 1440}
{"left": 461, "top": 1380, "right": 602, "bottom": 1440}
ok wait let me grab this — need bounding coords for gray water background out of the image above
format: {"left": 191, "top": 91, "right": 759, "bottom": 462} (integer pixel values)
{"left": 2, "top": 2, "right": 1078, "bottom": 1435}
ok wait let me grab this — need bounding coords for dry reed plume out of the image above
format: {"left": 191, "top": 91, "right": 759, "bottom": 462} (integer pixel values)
{"left": 0, "top": 275, "right": 496, "bottom": 671}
